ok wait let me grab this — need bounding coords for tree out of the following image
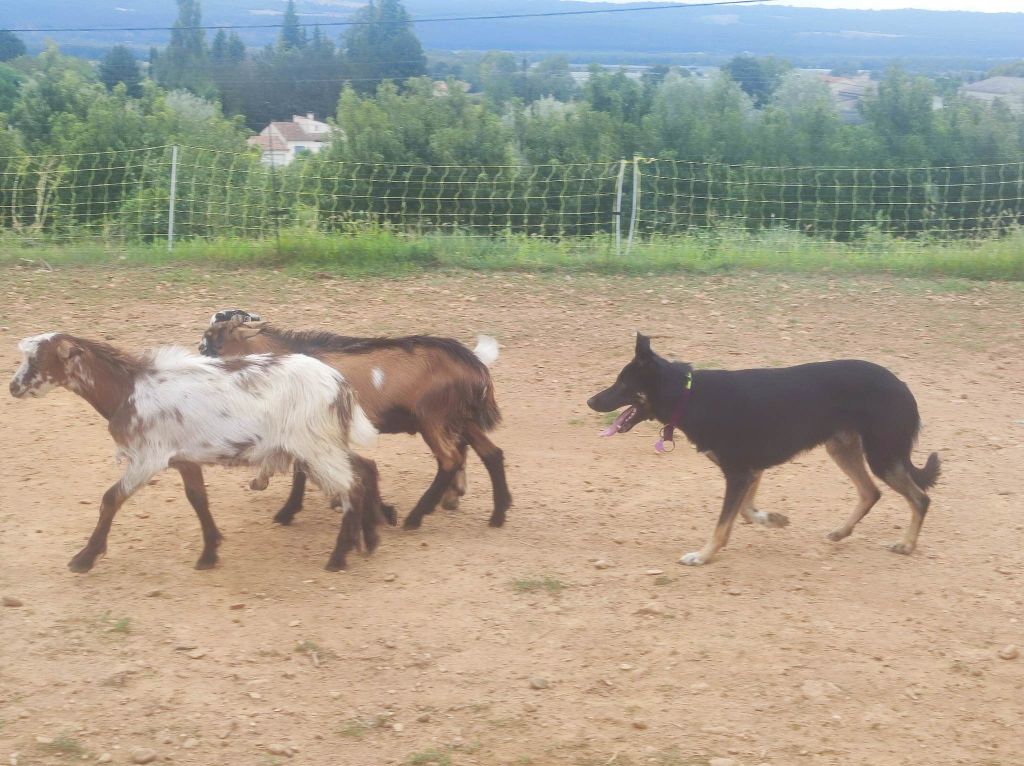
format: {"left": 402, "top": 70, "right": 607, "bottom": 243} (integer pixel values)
{"left": 524, "top": 57, "right": 576, "bottom": 103}
{"left": 723, "top": 55, "right": 790, "bottom": 107}
{"left": 279, "top": 0, "right": 307, "bottom": 50}
{"left": 153, "top": 0, "right": 216, "bottom": 97}
{"left": 99, "top": 45, "right": 143, "bottom": 98}
{"left": 342, "top": 0, "right": 426, "bottom": 93}
{"left": 0, "top": 30, "right": 26, "bottom": 62}
{"left": 0, "top": 63, "right": 23, "bottom": 112}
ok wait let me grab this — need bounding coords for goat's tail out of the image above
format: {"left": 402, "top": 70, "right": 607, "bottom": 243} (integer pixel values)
{"left": 349, "top": 403, "right": 378, "bottom": 449}
{"left": 907, "top": 451, "right": 941, "bottom": 490}
{"left": 473, "top": 335, "right": 499, "bottom": 368}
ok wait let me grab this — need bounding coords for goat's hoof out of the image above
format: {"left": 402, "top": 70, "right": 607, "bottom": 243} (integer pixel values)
{"left": 488, "top": 515, "right": 506, "bottom": 528}
{"left": 249, "top": 477, "right": 269, "bottom": 491}
{"left": 324, "top": 558, "right": 346, "bottom": 572}
{"left": 194, "top": 554, "right": 218, "bottom": 570}
{"left": 68, "top": 553, "right": 97, "bottom": 573}
{"left": 441, "top": 497, "right": 460, "bottom": 511}
{"left": 273, "top": 512, "right": 296, "bottom": 526}
{"left": 381, "top": 504, "right": 398, "bottom": 526}
{"left": 887, "top": 542, "right": 915, "bottom": 555}
{"left": 827, "top": 527, "right": 852, "bottom": 542}
{"left": 402, "top": 516, "right": 423, "bottom": 530}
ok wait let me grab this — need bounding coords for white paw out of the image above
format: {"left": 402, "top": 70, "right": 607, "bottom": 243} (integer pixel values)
{"left": 887, "top": 542, "right": 914, "bottom": 555}
{"left": 679, "top": 551, "right": 708, "bottom": 566}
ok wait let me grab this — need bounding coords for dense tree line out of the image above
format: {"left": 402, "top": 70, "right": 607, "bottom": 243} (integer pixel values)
{"left": 1, "top": 4, "right": 1024, "bottom": 241}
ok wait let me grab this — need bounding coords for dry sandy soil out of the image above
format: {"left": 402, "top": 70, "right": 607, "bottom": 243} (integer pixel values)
{"left": 1, "top": 268, "right": 1022, "bottom": 766}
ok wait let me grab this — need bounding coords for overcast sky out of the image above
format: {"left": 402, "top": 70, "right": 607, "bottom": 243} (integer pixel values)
{"left": 595, "top": 0, "right": 1023, "bottom": 12}
{"left": 764, "top": 0, "right": 1022, "bottom": 11}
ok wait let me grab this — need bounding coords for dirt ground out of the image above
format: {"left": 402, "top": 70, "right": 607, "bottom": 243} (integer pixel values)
{"left": 1, "top": 268, "right": 1022, "bottom": 766}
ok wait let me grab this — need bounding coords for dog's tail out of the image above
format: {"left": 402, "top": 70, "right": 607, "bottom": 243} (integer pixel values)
{"left": 907, "top": 452, "right": 941, "bottom": 490}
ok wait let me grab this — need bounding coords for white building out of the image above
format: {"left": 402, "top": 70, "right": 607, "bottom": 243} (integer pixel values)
{"left": 248, "top": 113, "right": 333, "bottom": 166}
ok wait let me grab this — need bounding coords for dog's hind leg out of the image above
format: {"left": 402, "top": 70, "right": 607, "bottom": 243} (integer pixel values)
{"left": 680, "top": 469, "right": 755, "bottom": 566}
{"left": 738, "top": 470, "right": 790, "bottom": 528}
{"left": 825, "top": 432, "right": 882, "bottom": 542}
{"left": 879, "top": 462, "right": 930, "bottom": 555}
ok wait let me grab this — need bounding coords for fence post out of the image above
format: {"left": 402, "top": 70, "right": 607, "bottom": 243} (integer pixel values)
{"left": 167, "top": 145, "right": 178, "bottom": 252}
{"left": 626, "top": 155, "right": 641, "bottom": 254}
{"left": 613, "top": 159, "right": 626, "bottom": 256}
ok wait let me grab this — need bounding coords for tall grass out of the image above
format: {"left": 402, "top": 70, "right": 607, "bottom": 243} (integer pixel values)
{"left": 2, "top": 227, "right": 1022, "bottom": 280}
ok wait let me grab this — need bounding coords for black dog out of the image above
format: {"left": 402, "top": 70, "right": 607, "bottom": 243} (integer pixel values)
{"left": 588, "top": 334, "right": 940, "bottom": 565}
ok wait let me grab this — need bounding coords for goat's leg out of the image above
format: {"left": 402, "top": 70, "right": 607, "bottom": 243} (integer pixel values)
{"left": 402, "top": 430, "right": 462, "bottom": 530}
{"left": 465, "top": 424, "right": 512, "bottom": 528}
{"left": 68, "top": 463, "right": 154, "bottom": 573}
{"left": 352, "top": 455, "right": 384, "bottom": 553}
{"left": 440, "top": 442, "right": 469, "bottom": 511}
{"left": 173, "top": 460, "right": 223, "bottom": 569}
{"left": 273, "top": 463, "right": 307, "bottom": 525}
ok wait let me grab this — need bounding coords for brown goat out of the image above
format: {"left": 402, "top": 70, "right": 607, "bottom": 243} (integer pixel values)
{"left": 200, "top": 316, "right": 511, "bottom": 531}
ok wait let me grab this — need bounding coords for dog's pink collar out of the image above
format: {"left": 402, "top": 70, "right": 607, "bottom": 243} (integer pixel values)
{"left": 655, "top": 371, "right": 693, "bottom": 454}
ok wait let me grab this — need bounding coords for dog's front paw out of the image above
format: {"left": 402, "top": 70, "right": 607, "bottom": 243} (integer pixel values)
{"left": 679, "top": 551, "right": 709, "bottom": 566}
{"left": 886, "top": 541, "right": 915, "bottom": 555}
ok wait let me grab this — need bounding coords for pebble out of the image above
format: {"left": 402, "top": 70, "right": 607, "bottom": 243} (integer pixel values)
{"left": 288, "top": 620, "right": 301, "bottom": 627}
{"left": 34, "top": 737, "right": 54, "bottom": 746}
{"left": 229, "top": 603, "right": 246, "bottom": 610}
{"left": 131, "top": 749, "right": 158, "bottom": 764}
{"left": 144, "top": 589, "right": 162, "bottom": 598}
{"left": 594, "top": 560, "right": 612, "bottom": 569}
{"left": 636, "top": 601, "right": 666, "bottom": 616}
{"left": 182, "top": 738, "right": 198, "bottom": 749}
{"left": 689, "top": 682, "right": 710, "bottom": 692}
{"left": 416, "top": 713, "right": 432, "bottom": 722}
{"left": 2, "top": 596, "right": 23, "bottom": 608}
{"left": 529, "top": 677, "right": 549, "bottom": 690}
{"left": 97, "top": 755, "right": 112, "bottom": 763}
{"left": 801, "top": 679, "right": 841, "bottom": 700}
{"left": 632, "top": 720, "right": 648, "bottom": 730}
{"left": 645, "top": 569, "right": 664, "bottom": 575}
{"left": 392, "top": 723, "right": 404, "bottom": 733}
{"left": 709, "top": 759, "right": 738, "bottom": 766}
{"left": 383, "top": 574, "right": 397, "bottom": 582}
{"left": 187, "top": 649, "right": 206, "bottom": 660}
{"left": 998, "top": 644, "right": 1020, "bottom": 660}
{"left": 619, "top": 663, "right": 634, "bottom": 671}
{"left": 726, "top": 587, "right": 743, "bottom": 596}
{"left": 267, "top": 744, "right": 292, "bottom": 757}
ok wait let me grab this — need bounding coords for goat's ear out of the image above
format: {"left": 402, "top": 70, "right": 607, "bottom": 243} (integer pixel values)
{"left": 56, "top": 338, "right": 82, "bottom": 361}
{"left": 233, "top": 324, "right": 264, "bottom": 340}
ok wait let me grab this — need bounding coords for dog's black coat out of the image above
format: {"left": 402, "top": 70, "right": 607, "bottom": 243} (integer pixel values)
{"left": 589, "top": 334, "right": 937, "bottom": 483}
{"left": 588, "top": 334, "right": 939, "bottom": 563}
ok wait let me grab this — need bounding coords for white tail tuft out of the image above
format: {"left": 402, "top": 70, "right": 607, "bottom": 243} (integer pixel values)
{"left": 349, "top": 403, "right": 378, "bottom": 449}
{"left": 473, "top": 335, "right": 499, "bottom": 367}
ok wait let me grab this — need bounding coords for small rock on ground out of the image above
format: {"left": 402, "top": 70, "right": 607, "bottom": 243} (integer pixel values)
{"left": 529, "top": 677, "right": 549, "bottom": 690}
{"left": 709, "top": 759, "right": 738, "bottom": 766}
{"left": 2, "top": 596, "right": 24, "bottom": 607}
{"left": 267, "top": 743, "right": 293, "bottom": 757}
{"left": 998, "top": 644, "right": 1020, "bottom": 660}
{"left": 131, "top": 749, "right": 158, "bottom": 764}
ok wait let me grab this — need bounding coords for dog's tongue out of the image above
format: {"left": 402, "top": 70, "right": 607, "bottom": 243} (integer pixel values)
{"left": 600, "top": 406, "right": 636, "bottom": 437}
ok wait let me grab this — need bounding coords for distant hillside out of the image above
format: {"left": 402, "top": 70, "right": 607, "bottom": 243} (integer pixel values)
{"left": 7, "top": 0, "right": 1024, "bottom": 68}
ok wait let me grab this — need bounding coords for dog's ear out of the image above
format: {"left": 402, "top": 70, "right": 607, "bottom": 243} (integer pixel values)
{"left": 635, "top": 332, "right": 653, "bottom": 360}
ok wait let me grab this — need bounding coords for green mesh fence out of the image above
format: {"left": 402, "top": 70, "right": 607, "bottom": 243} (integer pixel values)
{"left": 2, "top": 146, "right": 1023, "bottom": 247}
{"left": 635, "top": 159, "right": 1024, "bottom": 241}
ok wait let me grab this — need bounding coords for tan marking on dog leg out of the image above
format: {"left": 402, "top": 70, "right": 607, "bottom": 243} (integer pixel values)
{"left": 825, "top": 433, "right": 882, "bottom": 542}
{"left": 680, "top": 471, "right": 753, "bottom": 566}
{"left": 881, "top": 463, "right": 929, "bottom": 555}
